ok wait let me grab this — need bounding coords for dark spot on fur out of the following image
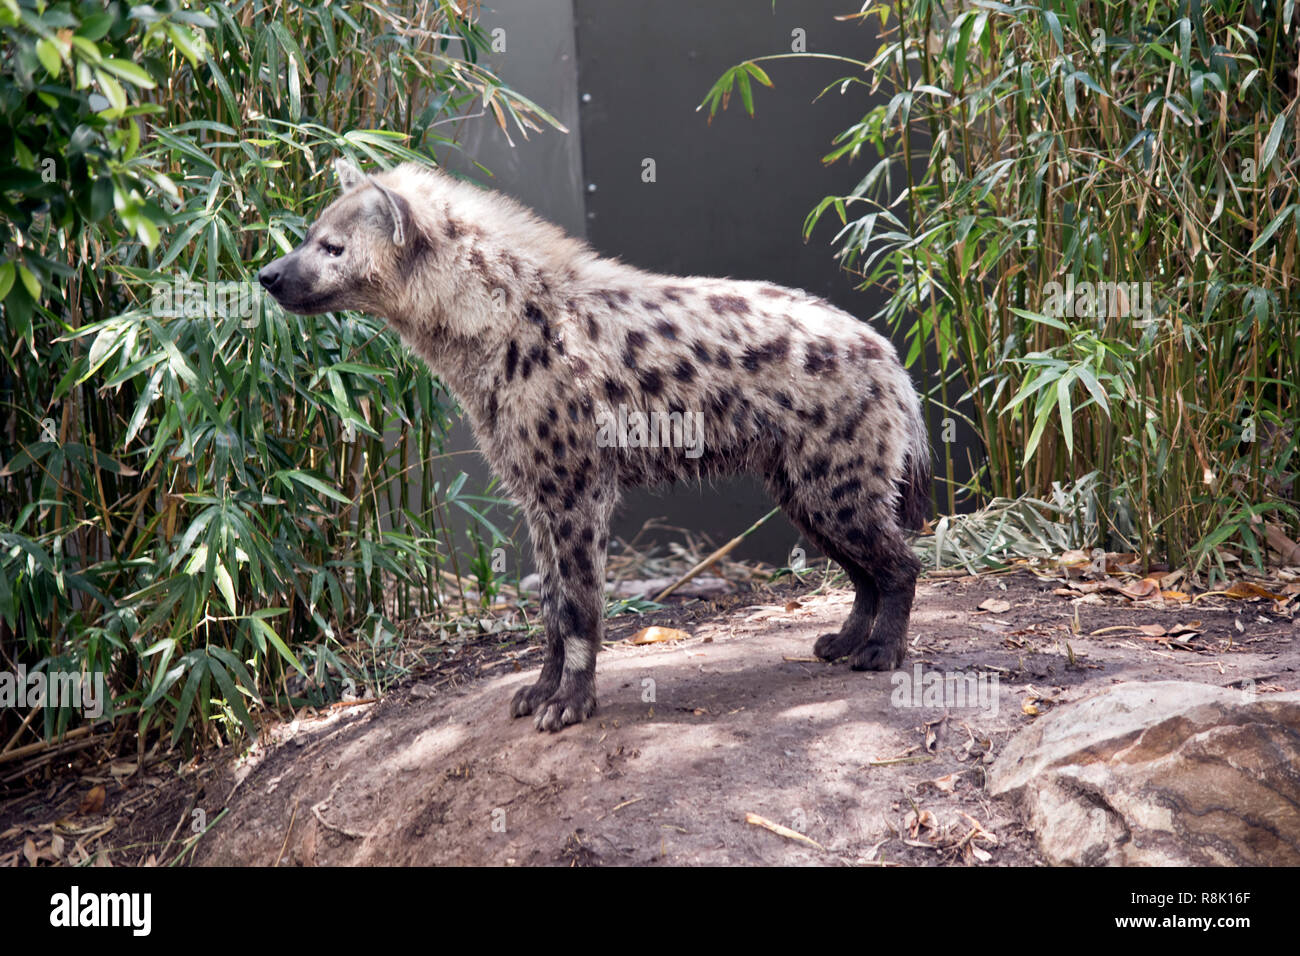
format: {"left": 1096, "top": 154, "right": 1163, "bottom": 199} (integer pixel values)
{"left": 445, "top": 219, "right": 462, "bottom": 240}
{"left": 505, "top": 340, "right": 519, "bottom": 381}
{"left": 741, "top": 336, "right": 789, "bottom": 373}
{"left": 857, "top": 337, "right": 883, "bottom": 361}
{"left": 804, "top": 455, "right": 831, "bottom": 482}
{"left": 691, "top": 341, "right": 712, "bottom": 364}
{"left": 707, "top": 293, "right": 750, "bottom": 315}
{"left": 672, "top": 359, "right": 696, "bottom": 383}
{"left": 604, "top": 378, "right": 627, "bottom": 401}
{"left": 830, "top": 478, "right": 862, "bottom": 501}
{"left": 639, "top": 368, "right": 665, "bottom": 395}
{"left": 525, "top": 301, "right": 547, "bottom": 328}
{"left": 655, "top": 318, "right": 679, "bottom": 339}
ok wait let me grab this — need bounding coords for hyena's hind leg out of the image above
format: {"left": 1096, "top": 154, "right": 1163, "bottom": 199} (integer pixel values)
{"left": 811, "top": 523, "right": 917, "bottom": 670}
{"left": 769, "top": 470, "right": 919, "bottom": 671}
{"left": 807, "top": 539, "right": 879, "bottom": 662}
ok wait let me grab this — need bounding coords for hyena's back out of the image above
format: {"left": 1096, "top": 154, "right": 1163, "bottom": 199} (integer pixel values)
{"left": 570, "top": 270, "right": 930, "bottom": 532}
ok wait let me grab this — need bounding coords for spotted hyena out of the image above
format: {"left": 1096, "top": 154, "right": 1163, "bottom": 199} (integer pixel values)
{"left": 259, "top": 159, "right": 932, "bottom": 731}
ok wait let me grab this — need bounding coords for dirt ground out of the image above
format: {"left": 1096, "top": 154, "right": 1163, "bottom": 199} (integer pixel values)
{"left": 3, "top": 567, "right": 1297, "bottom": 867}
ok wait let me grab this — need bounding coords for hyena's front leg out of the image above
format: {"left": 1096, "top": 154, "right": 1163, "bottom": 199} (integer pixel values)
{"left": 509, "top": 529, "right": 565, "bottom": 719}
{"left": 511, "top": 487, "right": 613, "bottom": 732}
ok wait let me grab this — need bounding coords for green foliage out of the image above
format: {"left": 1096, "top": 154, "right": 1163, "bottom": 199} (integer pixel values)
{"left": 0, "top": 1, "right": 558, "bottom": 749}
{"left": 705, "top": 0, "right": 1300, "bottom": 578}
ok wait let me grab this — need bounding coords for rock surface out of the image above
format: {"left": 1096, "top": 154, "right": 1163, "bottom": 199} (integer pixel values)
{"left": 989, "top": 680, "right": 1300, "bottom": 865}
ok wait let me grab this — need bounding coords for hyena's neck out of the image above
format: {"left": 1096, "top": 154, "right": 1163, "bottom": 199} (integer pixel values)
{"left": 385, "top": 224, "right": 591, "bottom": 440}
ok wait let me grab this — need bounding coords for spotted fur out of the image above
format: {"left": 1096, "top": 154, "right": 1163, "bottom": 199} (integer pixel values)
{"left": 259, "top": 159, "right": 932, "bottom": 732}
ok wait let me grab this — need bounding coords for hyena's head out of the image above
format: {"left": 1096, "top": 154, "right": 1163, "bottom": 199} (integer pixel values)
{"left": 258, "top": 158, "right": 415, "bottom": 318}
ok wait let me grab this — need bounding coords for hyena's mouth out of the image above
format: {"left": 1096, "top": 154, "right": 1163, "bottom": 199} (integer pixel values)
{"left": 269, "top": 290, "right": 339, "bottom": 315}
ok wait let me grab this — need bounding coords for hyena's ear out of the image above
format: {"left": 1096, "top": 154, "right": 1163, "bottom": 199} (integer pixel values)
{"left": 371, "top": 181, "right": 410, "bottom": 247}
{"left": 334, "top": 157, "right": 366, "bottom": 192}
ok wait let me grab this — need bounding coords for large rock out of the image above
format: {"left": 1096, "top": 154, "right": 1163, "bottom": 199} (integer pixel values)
{"left": 989, "top": 681, "right": 1300, "bottom": 865}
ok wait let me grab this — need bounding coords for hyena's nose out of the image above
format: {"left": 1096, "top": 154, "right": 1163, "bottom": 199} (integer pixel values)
{"left": 257, "top": 264, "right": 281, "bottom": 291}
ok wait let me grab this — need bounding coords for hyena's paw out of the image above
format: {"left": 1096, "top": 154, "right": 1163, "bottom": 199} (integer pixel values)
{"left": 850, "top": 637, "right": 905, "bottom": 671}
{"left": 533, "top": 687, "right": 596, "bottom": 732}
{"left": 813, "top": 629, "right": 865, "bottom": 662}
{"left": 510, "top": 678, "right": 560, "bottom": 719}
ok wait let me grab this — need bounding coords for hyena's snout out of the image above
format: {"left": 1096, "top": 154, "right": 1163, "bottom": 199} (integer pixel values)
{"left": 257, "top": 253, "right": 328, "bottom": 314}
{"left": 257, "top": 258, "right": 291, "bottom": 296}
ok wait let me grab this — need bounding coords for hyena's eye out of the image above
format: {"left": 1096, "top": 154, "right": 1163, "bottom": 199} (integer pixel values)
{"left": 320, "top": 240, "right": 344, "bottom": 258}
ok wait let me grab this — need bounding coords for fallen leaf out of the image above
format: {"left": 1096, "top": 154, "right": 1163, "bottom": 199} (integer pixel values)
{"left": 922, "top": 712, "right": 947, "bottom": 752}
{"left": 629, "top": 626, "right": 690, "bottom": 645}
{"left": 907, "top": 808, "right": 939, "bottom": 841}
{"left": 928, "top": 773, "right": 960, "bottom": 793}
{"left": 1059, "top": 549, "right": 1090, "bottom": 569}
{"left": 1222, "top": 581, "right": 1286, "bottom": 601}
{"left": 977, "top": 598, "right": 1011, "bottom": 614}
{"left": 78, "top": 785, "right": 106, "bottom": 815}
{"left": 784, "top": 599, "right": 803, "bottom": 612}
{"left": 1118, "top": 577, "right": 1161, "bottom": 600}
{"left": 22, "top": 839, "right": 37, "bottom": 867}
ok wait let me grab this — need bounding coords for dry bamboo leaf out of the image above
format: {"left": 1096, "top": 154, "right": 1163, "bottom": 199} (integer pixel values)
{"left": 743, "top": 812, "right": 825, "bottom": 851}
